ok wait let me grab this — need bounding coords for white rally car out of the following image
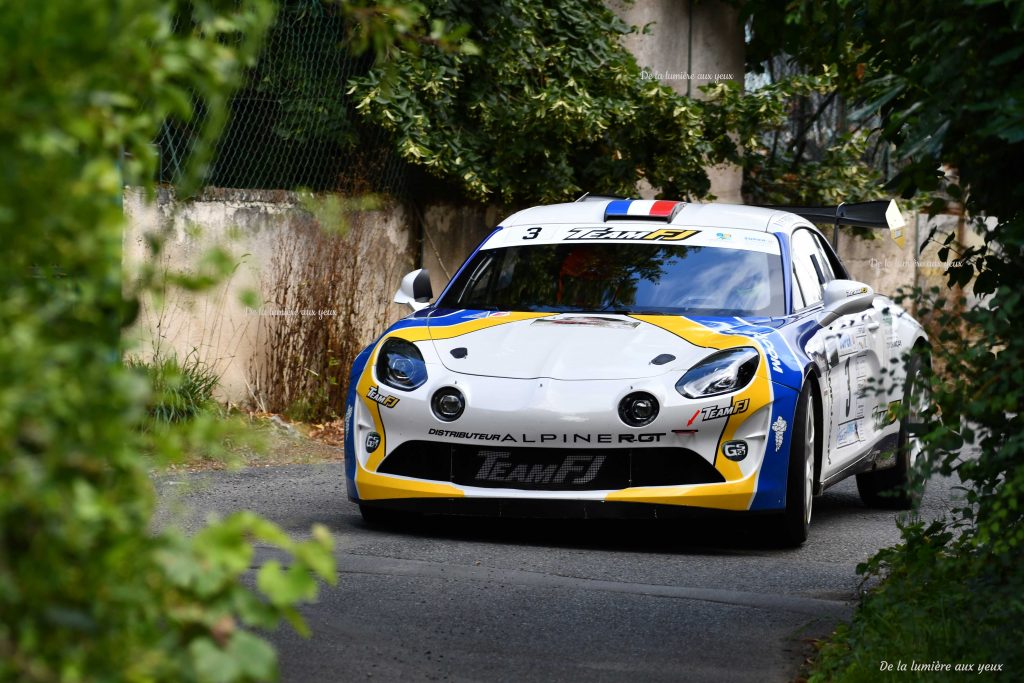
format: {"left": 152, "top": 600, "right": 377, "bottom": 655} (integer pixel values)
{"left": 344, "top": 197, "right": 928, "bottom": 544}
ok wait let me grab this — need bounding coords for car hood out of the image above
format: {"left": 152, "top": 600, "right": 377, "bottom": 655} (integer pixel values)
{"left": 428, "top": 313, "right": 714, "bottom": 380}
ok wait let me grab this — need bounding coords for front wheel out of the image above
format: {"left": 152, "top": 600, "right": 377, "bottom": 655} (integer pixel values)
{"left": 773, "top": 382, "right": 818, "bottom": 547}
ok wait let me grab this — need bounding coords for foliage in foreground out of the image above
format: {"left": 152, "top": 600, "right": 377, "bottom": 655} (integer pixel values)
{"left": 740, "top": 0, "right": 1024, "bottom": 676}
{"left": 0, "top": 2, "right": 345, "bottom": 681}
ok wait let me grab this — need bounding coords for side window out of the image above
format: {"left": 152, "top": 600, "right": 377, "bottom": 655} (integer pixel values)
{"left": 791, "top": 229, "right": 823, "bottom": 306}
{"left": 810, "top": 234, "right": 837, "bottom": 283}
{"left": 791, "top": 265, "right": 806, "bottom": 309}
{"left": 814, "top": 233, "right": 848, "bottom": 279}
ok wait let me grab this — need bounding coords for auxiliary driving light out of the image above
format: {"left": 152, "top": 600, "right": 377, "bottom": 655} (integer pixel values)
{"left": 618, "top": 392, "right": 660, "bottom": 427}
{"left": 431, "top": 387, "right": 466, "bottom": 422}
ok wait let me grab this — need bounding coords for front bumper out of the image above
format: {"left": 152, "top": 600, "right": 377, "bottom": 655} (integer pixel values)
{"left": 345, "top": 359, "right": 798, "bottom": 514}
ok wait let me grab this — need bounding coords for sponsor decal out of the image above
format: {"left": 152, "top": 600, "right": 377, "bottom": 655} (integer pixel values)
{"left": 715, "top": 232, "right": 732, "bottom": 240}
{"left": 474, "top": 452, "right": 606, "bottom": 486}
{"left": 772, "top": 416, "right": 788, "bottom": 452}
{"left": 365, "top": 432, "right": 381, "bottom": 453}
{"left": 488, "top": 311, "right": 511, "bottom": 317}
{"left": 366, "top": 385, "right": 400, "bottom": 409}
{"left": 700, "top": 398, "right": 750, "bottom": 421}
{"left": 887, "top": 338, "right": 903, "bottom": 349}
{"left": 687, "top": 409, "right": 700, "bottom": 426}
{"left": 837, "top": 419, "right": 861, "bottom": 447}
{"left": 838, "top": 333, "right": 855, "bottom": 356}
{"left": 760, "top": 338, "right": 784, "bottom": 374}
{"left": 722, "top": 440, "right": 748, "bottom": 461}
{"left": 564, "top": 227, "right": 698, "bottom": 242}
{"left": 846, "top": 286, "right": 869, "bottom": 297}
{"left": 427, "top": 427, "right": 665, "bottom": 444}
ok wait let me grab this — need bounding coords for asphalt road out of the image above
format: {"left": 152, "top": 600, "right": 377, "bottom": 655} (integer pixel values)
{"left": 153, "top": 464, "right": 958, "bottom": 682}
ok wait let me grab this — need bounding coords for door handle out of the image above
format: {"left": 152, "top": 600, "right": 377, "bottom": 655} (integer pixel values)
{"left": 866, "top": 322, "right": 880, "bottom": 331}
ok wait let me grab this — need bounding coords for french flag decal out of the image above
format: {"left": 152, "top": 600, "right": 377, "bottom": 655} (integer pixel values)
{"left": 604, "top": 199, "right": 685, "bottom": 222}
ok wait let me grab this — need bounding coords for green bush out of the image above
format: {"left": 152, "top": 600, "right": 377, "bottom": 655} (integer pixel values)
{"left": 127, "top": 351, "right": 221, "bottom": 423}
{"left": 0, "top": 2, "right": 349, "bottom": 681}
{"left": 739, "top": 0, "right": 1024, "bottom": 677}
{"left": 346, "top": 0, "right": 878, "bottom": 205}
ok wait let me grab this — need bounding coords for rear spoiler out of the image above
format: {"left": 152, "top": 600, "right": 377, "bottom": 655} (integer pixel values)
{"left": 759, "top": 199, "right": 906, "bottom": 247}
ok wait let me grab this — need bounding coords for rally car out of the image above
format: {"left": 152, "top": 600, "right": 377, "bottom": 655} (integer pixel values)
{"left": 344, "top": 197, "right": 928, "bottom": 544}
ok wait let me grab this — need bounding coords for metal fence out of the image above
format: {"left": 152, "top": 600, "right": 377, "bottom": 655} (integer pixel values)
{"left": 155, "top": 1, "right": 409, "bottom": 195}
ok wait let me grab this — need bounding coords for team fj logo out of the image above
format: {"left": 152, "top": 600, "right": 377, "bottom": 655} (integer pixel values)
{"left": 699, "top": 398, "right": 750, "bottom": 421}
{"left": 366, "top": 385, "right": 400, "bottom": 408}
{"left": 772, "top": 416, "right": 788, "bottom": 452}
{"left": 474, "top": 452, "right": 606, "bottom": 486}
{"left": 564, "top": 228, "right": 698, "bottom": 242}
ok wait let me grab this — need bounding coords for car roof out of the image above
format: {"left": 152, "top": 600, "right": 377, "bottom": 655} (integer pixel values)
{"left": 500, "top": 199, "right": 816, "bottom": 235}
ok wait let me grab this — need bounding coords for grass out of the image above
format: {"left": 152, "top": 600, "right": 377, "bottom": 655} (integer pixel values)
{"left": 126, "top": 349, "right": 219, "bottom": 423}
{"left": 807, "top": 521, "right": 1023, "bottom": 681}
{"left": 128, "top": 351, "right": 344, "bottom": 470}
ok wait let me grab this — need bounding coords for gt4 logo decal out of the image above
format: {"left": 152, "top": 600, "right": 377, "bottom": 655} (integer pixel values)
{"left": 366, "top": 385, "right": 400, "bottom": 408}
{"left": 564, "top": 228, "right": 698, "bottom": 242}
{"left": 700, "top": 398, "right": 750, "bottom": 421}
{"left": 474, "top": 452, "right": 606, "bottom": 486}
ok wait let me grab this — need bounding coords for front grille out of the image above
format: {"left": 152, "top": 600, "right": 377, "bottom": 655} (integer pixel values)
{"left": 377, "top": 441, "right": 724, "bottom": 491}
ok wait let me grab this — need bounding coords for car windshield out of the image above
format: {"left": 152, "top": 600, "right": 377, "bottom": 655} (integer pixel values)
{"left": 437, "top": 242, "right": 786, "bottom": 316}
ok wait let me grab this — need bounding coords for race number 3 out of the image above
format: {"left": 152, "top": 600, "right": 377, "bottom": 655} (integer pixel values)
{"left": 523, "top": 227, "right": 541, "bottom": 240}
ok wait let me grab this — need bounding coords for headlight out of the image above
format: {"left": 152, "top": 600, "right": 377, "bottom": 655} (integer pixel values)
{"left": 376, "top": 337, "right": 428, "bottom": 391}
{"left": 676, "top": 347, "right": 759, "bottom": 398}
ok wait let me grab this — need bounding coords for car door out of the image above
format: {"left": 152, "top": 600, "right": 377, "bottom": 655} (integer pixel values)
{"left": 791, "top": 229, "right": 886, "bottom": 480}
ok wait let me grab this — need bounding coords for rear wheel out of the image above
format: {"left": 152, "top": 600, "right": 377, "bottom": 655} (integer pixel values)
{"left": 856, "top": 352, "right": 928, "bottom": 509}
{"left": 774, "top": 382, "right": 817, "bottom": 547}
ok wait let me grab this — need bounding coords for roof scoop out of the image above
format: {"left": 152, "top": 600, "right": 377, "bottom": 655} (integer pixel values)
{"left": 604, "top": 199, "right": 685, "bottom": 222}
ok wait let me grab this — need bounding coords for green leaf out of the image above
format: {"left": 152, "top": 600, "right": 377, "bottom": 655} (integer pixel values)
{"left": 228, "top": 631, "right": 278, "bottom": 681}
{"left": 190, "top": 637, "right": 242, "bottom": 683}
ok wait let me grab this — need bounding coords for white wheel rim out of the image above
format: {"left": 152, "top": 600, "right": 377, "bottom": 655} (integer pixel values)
{"left": 804, "top": 398, "right": 815, "bottom": 525}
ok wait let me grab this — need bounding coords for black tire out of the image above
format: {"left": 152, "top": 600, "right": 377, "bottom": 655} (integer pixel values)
{"left": 773, "top": 381, "right": 818, "bottom": 547}
{"left": 856, "top": 352, "right": 928, "bottom": 510}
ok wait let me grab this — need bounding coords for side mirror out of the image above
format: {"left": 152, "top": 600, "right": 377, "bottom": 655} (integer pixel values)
{"left": 393, "top": 268, "right": 433, "bottom": 311}
{"left": 817, "top": 279, "right": 874, "bottom": 327}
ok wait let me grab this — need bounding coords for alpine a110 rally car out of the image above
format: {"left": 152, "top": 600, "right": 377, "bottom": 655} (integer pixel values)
{"left": 344, "top": 197, "right": 928, "bottom": 544}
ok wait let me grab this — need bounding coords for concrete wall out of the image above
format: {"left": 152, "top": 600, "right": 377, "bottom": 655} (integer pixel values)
{"left": 419, "top": 203, "right": 509, "bottom": 298}
{"left": 610, "top": 0, "right": 745, "bottom": 202}
{"left": 123, "top": 188, "right": 415, "bottom": 404}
